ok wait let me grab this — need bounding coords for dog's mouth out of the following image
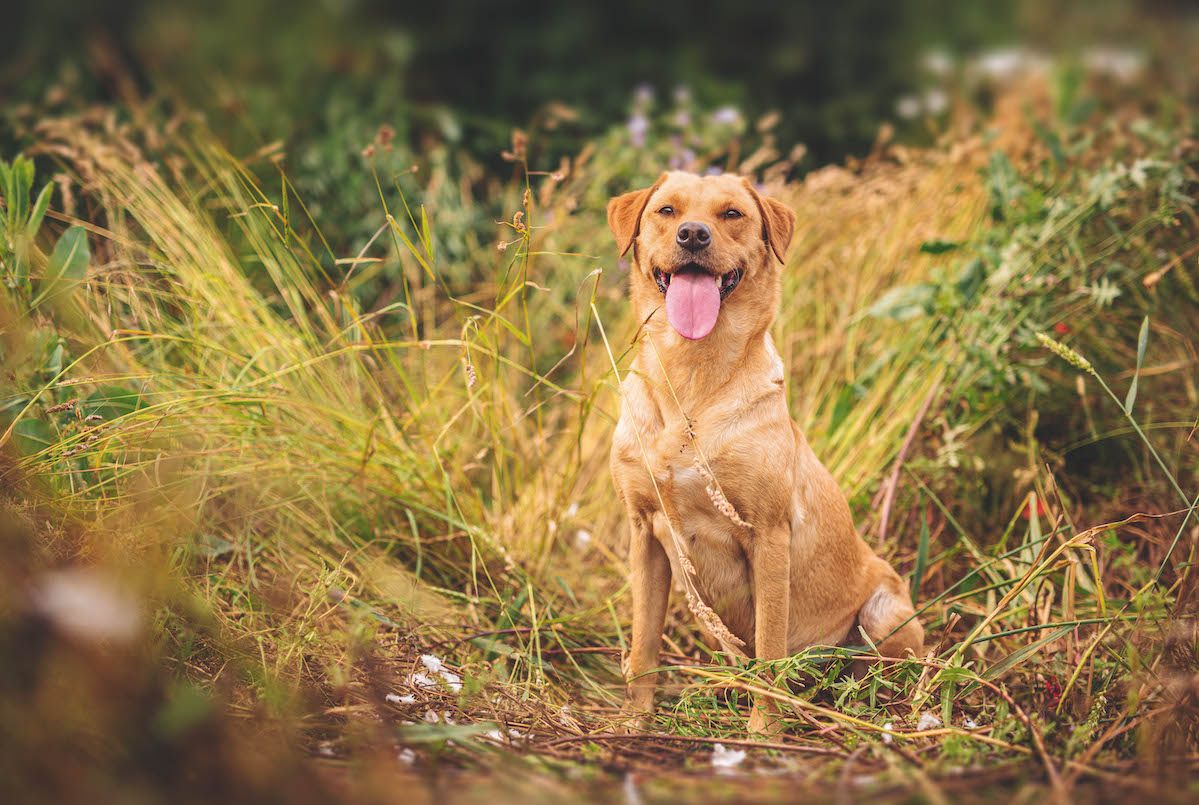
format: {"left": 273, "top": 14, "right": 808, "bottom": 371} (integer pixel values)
{"left": 652, "top": 263, "right": 744, "bottom": 340}
{"left": 653, "top": 265, "right": 743, "bottom": 300}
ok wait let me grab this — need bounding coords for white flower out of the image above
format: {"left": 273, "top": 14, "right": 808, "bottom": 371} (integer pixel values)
{"left": 711, "top": 743, "right": 747, "bottom": 773}
{"left": 1084, "top": 46, "right": 1145, "bottom": 83}
{"left": 975, "top": 47, "right": 1026, "bottom": 81}
{"left": 923, "top": 89, "right": 948, "bottom": 116}
{"left": 414, "top": 654, "right": 463, "bottom": 692}
{"left": 895, "top": 95, "right": 921, "bottom": 120}
{"left": 574, "top": 529, "right": 592, "bottom": 550}
{"left": 882, "top": 722, "right": 894, "bottom": 744}
{"left": 972, "top": 46, "right": 1049, "bottom": 83}
{"left": 440, "top": 669, "right": 463, "bottom": 692}
{"left": 922, "top": 48, "right": 953, "bottom": 76}
{"left": 408, "top": 671, "right": 435, "bottom": 689}
{"left": 916, "top": 712, "right": 942, "bottom": 731}
{"left": 627, "top": 114, "right": 649, "bottom": 147}
{"left": 711, "top": 106, "right": 742, "bottom": 127}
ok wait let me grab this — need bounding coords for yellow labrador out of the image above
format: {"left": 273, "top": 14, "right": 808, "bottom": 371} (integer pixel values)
{"left": 607, "top": 171, "right": 923, "bottom": 730}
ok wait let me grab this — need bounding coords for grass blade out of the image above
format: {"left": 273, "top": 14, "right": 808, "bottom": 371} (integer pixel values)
{"left": 912, "top": 492, "right": 929, "bottom": 605}
{"left": 983, "top": 625, "right": 1074, "bottom": 680}
{"left": 1123, "top": 315, "right": 1149, "bottom": 414}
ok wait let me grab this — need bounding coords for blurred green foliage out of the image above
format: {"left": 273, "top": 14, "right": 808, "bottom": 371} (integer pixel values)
{"left": 5, "top": 0, "right": 1020, "bottom": 163}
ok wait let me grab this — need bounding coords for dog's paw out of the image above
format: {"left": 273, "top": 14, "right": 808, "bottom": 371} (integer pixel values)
{"left": 617, "top": 704, "right": 654, "bottom": 734}
{"left": 619, "top": 690, "right": 655, "bottom": 734}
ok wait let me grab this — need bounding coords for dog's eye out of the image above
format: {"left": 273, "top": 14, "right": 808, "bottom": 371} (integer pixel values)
{"left": 723, "top": 209, "right": 742, "bottom": 219}
{"left": 658, "top": 206, "right": 674, "bottom": 215}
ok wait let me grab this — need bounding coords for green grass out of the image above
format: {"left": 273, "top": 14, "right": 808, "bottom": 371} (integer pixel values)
{"left": 1, "top": 71, "right": 1198, "bottom": 804}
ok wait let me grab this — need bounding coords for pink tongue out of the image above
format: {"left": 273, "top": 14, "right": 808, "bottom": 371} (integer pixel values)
{"left": 664, "top": 270, "right": 721, "bottom": 340}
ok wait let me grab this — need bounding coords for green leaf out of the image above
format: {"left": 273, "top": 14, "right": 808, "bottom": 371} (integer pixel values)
{"left": 13, "top": 182, "right": 55, "bottom": 285}
{"left": 26, "top": 182, "right": 53, "bottom": 238}
{"left": 152, "top": 684, "right": 214, "bottom": 738}
{"left": 983, "top": 625, "right": 1074, "bottom": 680}
{"left": 44, "top": 342, "right": 64, "bottom": 377}
{"left": 829, "top": 383, "right": 855, "bottom": 434}
{"left": 986, "top": 150, "right": 1023, "bottom": 218}
{"left": 419, "top": 204, "right": 435, "bottom": 264}
{"left": 398, "top": 722, "right": 495, "bottom": 744}
{"left": 280, "top": 173, "right": 290, "bottom": 247}
{"left": 83, "top": 384, "right": 142, "bottom": 421}
{"left": 196, "top": 534, "right": 235, "bottom": 560}
{"left": 1124, "top": 316, "right": 1149, "bottom": 414}
{"left": 0, "top": 160, "right": 12, "bottom": 235}
{"left": 857, "top": 624, "right": 879, "bottom": 655}
{"left": 0, "top": 395, "right": 28, "bottom": 417}
{"left": 12, "top": 158, "right": 33, "bottom": 228}
{"left": 1031, "top": 118, "right": 1065, "bottom": 166}
{"left": 12, "top": 418, "right": 53, "bottom": 458}
{"left": 33, "top": 225, "right": 89, "bottom": 308}
{"left": 469, "top": 636, "right": 520, "bottom": 658}
{"left": 919, "top": 240, "right": 960, "bottom": 255}
{"left": 862, "top": 282, "right": 938, "bottom": 320}
{"left": 913, "top": 493, "right": 929, "bottom": 605}
{"left": 954, "top": 258, "right": 986, "bottom": 305}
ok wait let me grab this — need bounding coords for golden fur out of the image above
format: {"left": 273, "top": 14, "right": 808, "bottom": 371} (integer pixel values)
{"left": 607, "top": 171, "right": 923, "bottom": 731}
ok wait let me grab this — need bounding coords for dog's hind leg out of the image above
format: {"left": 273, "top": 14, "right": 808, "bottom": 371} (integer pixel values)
{"left": 856, "top": 568, "right": 924, "bottom": 664}
{"left": 623, "top": 513, "right": 672, "bottom": 726}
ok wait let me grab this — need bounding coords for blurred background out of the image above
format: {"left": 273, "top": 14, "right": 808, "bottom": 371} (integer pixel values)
{"left": 5, "top": 0, "right": 1196, "bottom": 278}
{"left": 3, "top": 1, "right": 1199, "bottom": 803}
{"left": 5, "top": 0, "right": 1196, "bottom": 180}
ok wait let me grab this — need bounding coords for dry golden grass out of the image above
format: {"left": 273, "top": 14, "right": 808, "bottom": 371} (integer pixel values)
{"left": 2, "top": 75, "right": 1198, "bottom": 802}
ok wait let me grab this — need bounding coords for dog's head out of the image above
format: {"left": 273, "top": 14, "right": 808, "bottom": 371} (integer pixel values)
{"left": 607, "top": 171, "right": 796, "bottom": 341}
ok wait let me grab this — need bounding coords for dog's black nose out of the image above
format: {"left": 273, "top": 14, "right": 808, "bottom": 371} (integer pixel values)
{"left": 676, "top": 221, "right": 711, "bottom": 252}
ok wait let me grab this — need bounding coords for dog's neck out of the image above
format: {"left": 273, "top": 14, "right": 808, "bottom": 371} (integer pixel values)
{"left": 629, "top": 306, "right": 778, "bottom": 417}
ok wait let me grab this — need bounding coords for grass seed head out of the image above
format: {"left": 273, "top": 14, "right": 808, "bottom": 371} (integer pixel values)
{"left": 1036, "top": 332, "right": 1095, "bottom": 375}
{"left": 692, "top": 457, "right": 750, "bottom": 528}
{"left": 45, "top": 399, "right": 78, "bottom": 414}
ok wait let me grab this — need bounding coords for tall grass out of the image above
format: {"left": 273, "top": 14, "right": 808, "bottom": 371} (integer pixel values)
{"left": 2, "top": 75, "right": 1198, "bottom": 801}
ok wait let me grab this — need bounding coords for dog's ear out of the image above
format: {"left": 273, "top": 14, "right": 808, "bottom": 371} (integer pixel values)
{"left": 607, "top": 173, "right": 667, "bottom": 257}
{"left": 743, "top": 179, "right": 797, "bottom": 265}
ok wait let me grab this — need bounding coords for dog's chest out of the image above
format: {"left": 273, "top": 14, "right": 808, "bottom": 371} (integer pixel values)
{"left": 610, "top": 377, "right": 781, "bottom": 522}
{"left": 612, "top": 410, "right": 754, "bottom": 558}
{"left": 613, "top": 408, "right": 718, "bottom": 511}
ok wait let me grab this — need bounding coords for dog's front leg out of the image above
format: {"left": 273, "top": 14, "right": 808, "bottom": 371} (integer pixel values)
{"left": 623, "top": 513, "right": 671, "bottom": 729}
{"left": 747, "top": 524, "right": 790, "bottom": 735}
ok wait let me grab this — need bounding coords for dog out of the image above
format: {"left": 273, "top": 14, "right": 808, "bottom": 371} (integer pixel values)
{"left": 607, "top": 171, "right": 923, "bottom": 731}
